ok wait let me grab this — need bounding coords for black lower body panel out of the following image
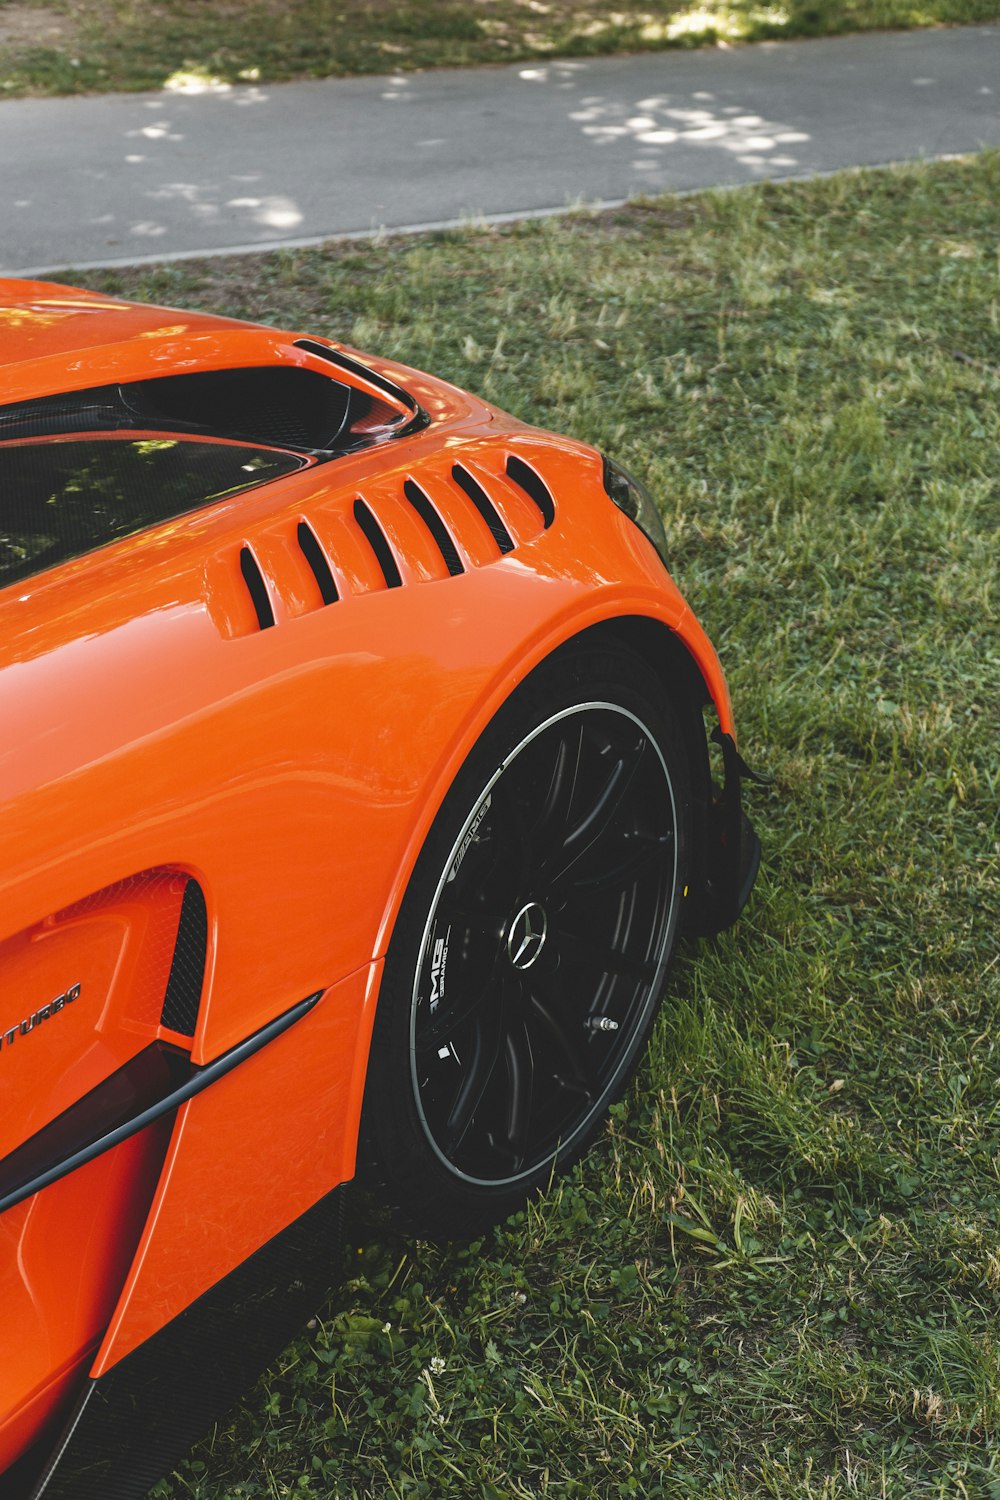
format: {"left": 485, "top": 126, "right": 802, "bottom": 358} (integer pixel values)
{"left": 23, "top": 1184, "right": 346, "bottom": 1500}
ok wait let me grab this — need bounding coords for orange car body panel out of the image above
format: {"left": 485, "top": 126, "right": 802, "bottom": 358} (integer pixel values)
{"left": 0, "top": 1123, "right": 171, "bottom": 1473}
{"left": 92, "top": 961, "right": 381, "bottom": 1375}
{"left": 0, "top": 280, "right": 737, "bottom": 1467}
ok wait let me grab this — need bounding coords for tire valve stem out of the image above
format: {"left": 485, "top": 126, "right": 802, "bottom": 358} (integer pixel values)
{"left": 589, "top": 1016, "right": 619, "bottom": 1033}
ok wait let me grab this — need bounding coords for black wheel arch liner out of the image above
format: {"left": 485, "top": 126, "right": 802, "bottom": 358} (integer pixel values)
{"left": 578, "top": 615, "right": 762, "bottom": 936}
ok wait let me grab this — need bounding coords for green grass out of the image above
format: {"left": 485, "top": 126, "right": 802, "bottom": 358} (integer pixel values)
{"left": 2, "top": 0, "right": 1000, "bottom": 97}
{"left": 73, "top": 153, "right": 1000, "bottom": 1497}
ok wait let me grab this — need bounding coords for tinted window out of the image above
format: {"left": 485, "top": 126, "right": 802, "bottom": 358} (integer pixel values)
{"left": 0, "top": 436, "right": 305, "bottom": 589}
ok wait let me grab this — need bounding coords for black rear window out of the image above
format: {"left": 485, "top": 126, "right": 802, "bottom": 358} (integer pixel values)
{"left": 0, "top": 436, "right": 305, "bottom": 589}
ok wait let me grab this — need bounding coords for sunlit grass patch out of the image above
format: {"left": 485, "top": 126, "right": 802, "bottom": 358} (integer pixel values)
{"left": 663, "top": 4, "right": 791, "bottom": 44}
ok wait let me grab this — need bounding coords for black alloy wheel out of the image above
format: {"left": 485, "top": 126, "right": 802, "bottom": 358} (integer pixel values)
{"left": 357, "top": 641, "right": 691, "bottom": 1240}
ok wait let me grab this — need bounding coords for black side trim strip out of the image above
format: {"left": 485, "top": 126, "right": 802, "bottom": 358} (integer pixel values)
{"left": 0, "top": 1046, "right": 188, "bottom": 1216}
{"left": 451, "top": 464, "right": 515, "bottom": 554}
{"left": 29, "top": 1184, "right": 347, "bottom": 1500}
{"left": 0, "top": 993, "right": 321, "bottom": 1217}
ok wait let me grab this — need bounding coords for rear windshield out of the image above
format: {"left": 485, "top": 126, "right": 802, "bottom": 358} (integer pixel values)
{"left": 0, "top": 436, "right": 305, "bottom": 589}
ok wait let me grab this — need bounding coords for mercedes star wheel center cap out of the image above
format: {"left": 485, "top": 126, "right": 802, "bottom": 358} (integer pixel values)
{"left": 507, "top": 901, "right": 548, "bottom": 970}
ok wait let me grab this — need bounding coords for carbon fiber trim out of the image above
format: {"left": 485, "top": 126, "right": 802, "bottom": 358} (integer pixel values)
{"left": 159, "top": 880, "right": 207, "bottom": 1036}
{"left": 28, "top": 1184, "right": 347, "bottom": 1500}
{"left": 0, "top": 1443, "right": 55, "bottom": 1500}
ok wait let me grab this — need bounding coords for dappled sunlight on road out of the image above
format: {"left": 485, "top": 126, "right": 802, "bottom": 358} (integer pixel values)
{"left": 130, "top": 181, "right": 305, "bottom": 238}
{"left": 515, "top": 59, "right": 811, "bottom": 176}
{"left": 3, "top": 25, "right": 998, "bottom": 273}
{"left": 114, "top": 89, "right": 305, "bottom": 245}
{"left": 225, "top": 195, "right": 304, "bottom": 229}
{"left": 571, "top": 94, "right": 810, "bottom": 173}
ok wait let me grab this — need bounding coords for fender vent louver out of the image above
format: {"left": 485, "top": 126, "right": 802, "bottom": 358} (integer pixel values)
{"left": 506, "top": 454, "right": 555, "bottom": 528}
{"left": 297, "top": 521, "right": 340, "bottom": 604}
{"left": 403, "top": 479, "right": 464, "bottom": 577}
{"left": 451, "top": 464, "right": 515, "bottom": 555}
{"left": 240, "top": 546, "right": 275, "bottom": 629}
{"left": 160, "top": 879, "right": 208, "bottom": 1037}
{"left": 354, "top": 499, "right": 403, "bottom": 589}
{"left": 224, "top": 451, "right": 550, "bottom": 632}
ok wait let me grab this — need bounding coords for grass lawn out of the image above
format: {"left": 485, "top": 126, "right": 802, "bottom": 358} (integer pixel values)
{"left": 73, "top": 153, "right": 1000, "bottom": 1498}
{"left": 1, "top": 0, "right": 1000, "bottom": 96}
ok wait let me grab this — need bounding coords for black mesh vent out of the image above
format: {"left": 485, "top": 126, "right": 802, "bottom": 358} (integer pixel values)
{"left": 402, "top": 479, "right": 464, "bottom": 576}
{"left": 451, "top": 464, "right": 514, "bottom": 554}
{"left": 0, "top": 384, "right": 122, "bottom": 440}
{"left": 160, "top": 881, "right": 208, "bottom": 1037}
{"left": 240, "top": 546, "right": 275, "bottom": 630}
{"left": 506, "top": 453, "right": 555, "bottom": 528}
{"left": 354, "top": 500, "right": 402, "bottom": 588}
{"left": 296, "top": 521, "right": 339, "bottom": 604}
{"left": 0, "top": 370, "right": 352, "bottom": 453}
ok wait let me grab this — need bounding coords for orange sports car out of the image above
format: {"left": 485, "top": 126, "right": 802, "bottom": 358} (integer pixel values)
{"left": 0, "top": 279, "right": 759, "bottom": 1499}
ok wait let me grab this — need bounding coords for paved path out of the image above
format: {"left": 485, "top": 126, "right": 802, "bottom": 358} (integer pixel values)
{"left": 2, "top": 25, "right": 998, "bottom": 275}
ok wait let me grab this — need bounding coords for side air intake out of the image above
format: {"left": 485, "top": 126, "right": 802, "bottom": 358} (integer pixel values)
{"left": 297, "top": 521, "right": 340, "bottom": 604}
{"left": 240, "top": 546, "right": 276, "bottom": 630}
{"left": 451, "top": 464, "right": 515, "bottom": 554}
{"left": 505, "top": 454, "right": 555, "bottom": 528}
{"left": 160, "top": 880, "right": 208, "bottom": 1037}
{"left": 403, "top": 479, "right": 464, "bottom": 577}
{"left": 354, "top": 500, "right": 403, "bottom": 589}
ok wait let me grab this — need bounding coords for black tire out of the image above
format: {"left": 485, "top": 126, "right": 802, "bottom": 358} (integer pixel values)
{"left": 356, "top": 640, "right": 691, "bottom": 1241}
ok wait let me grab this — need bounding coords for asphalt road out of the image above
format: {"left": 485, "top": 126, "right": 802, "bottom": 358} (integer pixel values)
{"left": 2, "top": 24, "right": 998, "bottom": 275}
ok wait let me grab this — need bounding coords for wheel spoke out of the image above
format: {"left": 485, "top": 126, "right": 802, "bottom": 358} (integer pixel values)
{"left": 502, "top": 1012, "right": 535, "bottom": 1161}
{"left": 551, "top": 928, "right": 658, "bottom": 984}
{"left": 485, "top": 776, "right": 535, "bottom": 895}
{"left": 417, "top": 987, "right": 488, "bottom": 1050}
{"left": 443, "top": 996, "right": 506, "bottom": 1155}
{"left": 545, "top": 739, "right": 646, "bottom": 887}
{"left": 567, "top": 831, "right": 673, "bottom": 895}
{"left": 529, "top": 721, "right": 585, "bottom": 844}
{"left": 441, "top": 905, "right": 500, "bottom": 936}
{"left": 525, "top": 977, "right": 599, "bottom": 1099}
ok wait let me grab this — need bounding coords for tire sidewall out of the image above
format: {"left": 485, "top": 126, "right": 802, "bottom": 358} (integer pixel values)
{"left": 357, "top": 640, "right": 691, "bottom": 1240}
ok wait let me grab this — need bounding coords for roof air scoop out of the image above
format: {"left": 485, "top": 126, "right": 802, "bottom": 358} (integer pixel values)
{"left": 293, "top": 339, "right": 426, "bottom": 443}
{"left": 0, "top": 354, "right": 424, "bottom": 460}
{"left": 120, "top": 366, "right": 352, "bottom": 451}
